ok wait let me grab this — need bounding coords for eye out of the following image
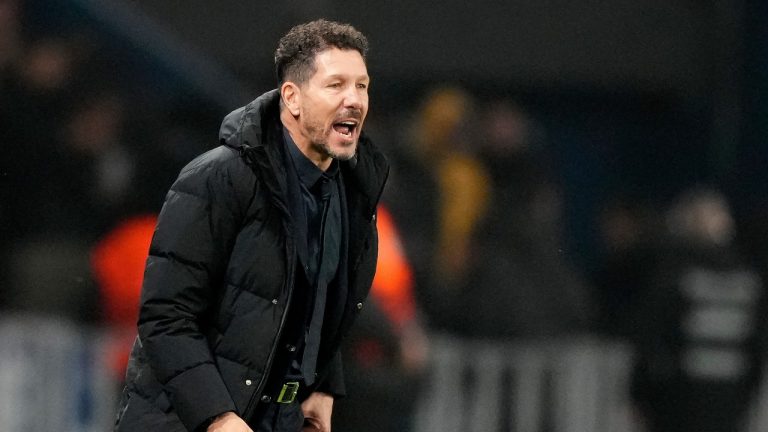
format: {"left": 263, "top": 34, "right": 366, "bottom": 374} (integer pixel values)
{"left": 357, "top": 83, "right": 368, "bottom": 89}
{"left": 328, "top": 82, "right": 341, "bottom": 88}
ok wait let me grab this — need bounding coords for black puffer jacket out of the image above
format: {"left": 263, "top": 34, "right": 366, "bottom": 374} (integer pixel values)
{"left": 115, "top": 89, "right": 389, "bottom": 431}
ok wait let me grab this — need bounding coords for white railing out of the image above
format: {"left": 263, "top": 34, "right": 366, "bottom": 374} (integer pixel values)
{"left": 0, "top": 316, "right": 118, "bottom": 432}
{"left": 2, "top": 317, "right": 767, "bottom": 432}
{"left": 413, "top": 334, "right": 768, "bottom": 432}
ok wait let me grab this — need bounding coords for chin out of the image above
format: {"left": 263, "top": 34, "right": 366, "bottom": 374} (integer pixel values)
{"left": 323, "top": 138, "right": 358, "bottom": 161}
{"left": 330, "top": 147, "right": 357, "bottom": 161}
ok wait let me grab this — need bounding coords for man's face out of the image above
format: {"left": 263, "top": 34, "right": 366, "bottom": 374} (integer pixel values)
{"left": 296, "top": 48, "right": 369, "bottom": 161}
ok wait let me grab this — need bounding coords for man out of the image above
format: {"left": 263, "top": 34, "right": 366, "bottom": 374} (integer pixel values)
{"left": 114, "top": 19, "right": 388, "bottom": 432}
{"left": 631, "top": 188, "right": 766, "bottom": 432}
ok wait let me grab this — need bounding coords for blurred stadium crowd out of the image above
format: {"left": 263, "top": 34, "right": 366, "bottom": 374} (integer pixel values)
{"left": 3, "top": 1, "right": 768, "bottom": 431}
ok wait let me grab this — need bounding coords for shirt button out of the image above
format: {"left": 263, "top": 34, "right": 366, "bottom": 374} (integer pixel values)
{"left": 356, "top": 302, "right": 363, "bottom": 310}
{"left": 245, "top": 379, "right": 252, "bottom": 386}
{"left": 371, "top": 213, "right": 376, "bottom": 222}
{"left": 261, "top": 395, "right": 271, "bottom": 403}
{"left": 271, "top": 299, "right": 278, "bottom": 305}
{"left": 286, "top": 344, "right": 296, "bottom": 352}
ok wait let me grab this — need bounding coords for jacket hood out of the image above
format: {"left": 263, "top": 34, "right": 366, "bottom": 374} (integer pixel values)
{"left": 219, "top": 89, "right": 281, "bottom": 150}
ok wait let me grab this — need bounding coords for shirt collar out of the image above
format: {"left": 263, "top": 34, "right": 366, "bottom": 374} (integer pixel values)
{"left": 284, "top": 129, "right": 340, "bottom": 189}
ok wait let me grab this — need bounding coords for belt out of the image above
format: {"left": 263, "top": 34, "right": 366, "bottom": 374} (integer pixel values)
{"left": 276, "top": 381, "right": 300, "bottom": 404}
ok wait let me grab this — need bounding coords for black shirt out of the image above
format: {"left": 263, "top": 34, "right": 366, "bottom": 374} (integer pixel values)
{"left": 283, "top": 131, "right": 342, "bottom": 385}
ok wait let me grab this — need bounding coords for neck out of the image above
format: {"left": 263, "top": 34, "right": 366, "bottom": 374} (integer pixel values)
{"left": 280, "top": 108, "right": 332, "bottom": 171}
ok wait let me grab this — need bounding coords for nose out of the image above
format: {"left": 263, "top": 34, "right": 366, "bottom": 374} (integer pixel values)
{"left": 343, "top": 86, "right": 363, "bottom": 110}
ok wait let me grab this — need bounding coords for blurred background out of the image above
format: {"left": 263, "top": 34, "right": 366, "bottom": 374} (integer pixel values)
{"left": 2, "top": 0, "right": 768, "bottom": 431}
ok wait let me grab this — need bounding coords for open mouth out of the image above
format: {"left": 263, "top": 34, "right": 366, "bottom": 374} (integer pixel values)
{"left": 332, "top": 120, "right": 359, "bottom": 138}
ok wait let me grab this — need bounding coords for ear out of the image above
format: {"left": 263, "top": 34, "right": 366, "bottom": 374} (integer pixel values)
{"left": 280, "top": 82, "right": 301, "bottom": 117}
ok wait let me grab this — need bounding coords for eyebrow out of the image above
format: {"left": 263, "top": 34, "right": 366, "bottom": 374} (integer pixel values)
{"left": 326, "top": 73, "right": 370, "bottom": 81}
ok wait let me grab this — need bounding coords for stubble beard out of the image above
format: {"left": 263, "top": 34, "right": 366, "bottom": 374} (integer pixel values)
{"left": 313, "top": 141, "right": 356, "bottom": 161}
{"left": 305, "top": 119, "right": 357, "bottom": 161}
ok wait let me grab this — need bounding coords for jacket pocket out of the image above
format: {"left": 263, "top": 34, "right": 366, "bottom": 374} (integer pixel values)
{"left": 216, "top": 355, "right": 264, "bottom": 414}
{"left": 214, "top": 289, "right": 282, "bottom": 371}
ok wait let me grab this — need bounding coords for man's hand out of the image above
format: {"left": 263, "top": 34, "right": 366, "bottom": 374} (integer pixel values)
{"left": 301, "top": 391, "right": 334, "bottom": 432}
{"left": 206, "top": 411, "right": 253, "bottom": 432}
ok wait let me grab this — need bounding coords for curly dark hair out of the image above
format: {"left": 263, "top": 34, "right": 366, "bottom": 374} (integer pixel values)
{"left": 274, "top": 19, "right": 369, "bottom": 85}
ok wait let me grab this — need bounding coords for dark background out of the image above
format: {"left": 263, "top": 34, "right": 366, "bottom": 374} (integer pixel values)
{"left": 19, "top": 0, "right": 768, "bottom": 269}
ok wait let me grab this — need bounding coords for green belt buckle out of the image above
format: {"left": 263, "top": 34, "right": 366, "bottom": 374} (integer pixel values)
{"left": 277, "top": 381, "right": 300, "bottom": 404}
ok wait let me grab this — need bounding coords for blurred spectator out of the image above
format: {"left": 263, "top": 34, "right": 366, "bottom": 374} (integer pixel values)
{"left": 334, "top": 205, "right": 428, "bottom": 432}
{"left": 631, "top": 187, "right": 767, "bottom": 432}
{"left": 1, "top": 34, "right": 90, "bottom": 314}
{"left": 386, "top": 92, "right": 595, "bottom": 431}
{"left": 1, "top": 35, "right": 90, "bottom": 242}
{"left": 457, "top": 99, "right": 593, "bottom": 338}
{"left": 388, "top": 90, "right": 593, "bottom": 338}
{"left": 1, "top": 36, "right": 81, "bottom": 139}
{"left": 54, "top": 89, "right": 140, "bottom": 235}
{"left": 1, "top": 88, "right": 138, "bottom": 323}
{"left": 387, "top": 85, "right": 491, "bottom": 332}
{"left": 592, "top": 198, "right": 663, "bottom": 339}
